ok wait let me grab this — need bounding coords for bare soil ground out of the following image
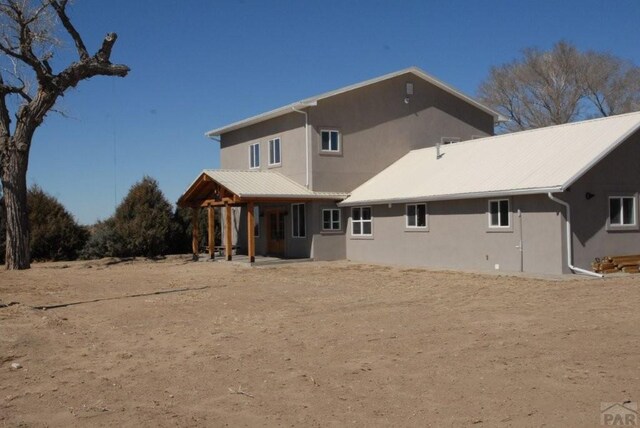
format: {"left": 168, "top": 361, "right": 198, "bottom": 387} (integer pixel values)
{"left": 1, "top": 257, "right": 639, "bottom": 427}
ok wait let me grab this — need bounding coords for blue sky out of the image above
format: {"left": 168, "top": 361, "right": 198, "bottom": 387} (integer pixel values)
{"left": 25, "top": 0, "right": 640, "bottom": 224}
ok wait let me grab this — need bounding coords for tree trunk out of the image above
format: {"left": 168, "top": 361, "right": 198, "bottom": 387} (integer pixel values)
{"left": 1, "top": 148, "right": 30, "bottom": 269}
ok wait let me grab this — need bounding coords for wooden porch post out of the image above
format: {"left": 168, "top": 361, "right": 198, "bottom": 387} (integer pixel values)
{"left": 191, "top": 207, "right": 200, "bottom": 261}
{"left": 207, "top": 205, "right": 215, "bottom": 260}
{"left": 225, "top": 204, "right": 232, "bottom": 261}
{"left": 247, "top": 202, "right": 255, "bottom": 263}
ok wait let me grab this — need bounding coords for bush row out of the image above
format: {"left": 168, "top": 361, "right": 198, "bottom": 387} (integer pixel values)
{"left": 0, "top": 176, "right": 212, "bottom": 263}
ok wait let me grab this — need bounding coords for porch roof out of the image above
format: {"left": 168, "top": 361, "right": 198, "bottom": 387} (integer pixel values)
{"left": 178, "top": 169, "right": 348, "bottom": 207}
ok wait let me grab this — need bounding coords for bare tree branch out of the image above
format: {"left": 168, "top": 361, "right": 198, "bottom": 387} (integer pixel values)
{"left": 50, "top": 0, "right": 88, "bottom": 60}
{"left": 0, "top": 77, "right": 11, "bottom": 146}
{"left": 0, "top": 0, "right": 130, "bottom": 269}
{"left": 479, "top": 41, "right": 640, "bottom": 132}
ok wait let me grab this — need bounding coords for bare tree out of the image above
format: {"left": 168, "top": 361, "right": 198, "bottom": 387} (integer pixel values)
{"left": 479, "top": 41, "right": 640, "bottom": 133}
{"left": 0, "top": 0, "right": 129, "bottom": 269}
{"left": 581, "top": 51, "right": 640, "bottom": 117}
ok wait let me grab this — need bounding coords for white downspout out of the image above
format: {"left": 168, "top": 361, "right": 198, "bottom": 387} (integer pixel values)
{"left": 291, "top": 105, "right": 314, "bottom": 189}
{"left": 547, "top": 193, "right": 603, "bottom": 278}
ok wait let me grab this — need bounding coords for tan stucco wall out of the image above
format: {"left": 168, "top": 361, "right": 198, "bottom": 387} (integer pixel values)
{"left": 218, "top": 72, "right": 495, "bottom": 193}
{"left": 308, "top": 73, "right": 495, "bottom": 192}
{"left": 220, "top": 112, "right": 308, "bottom": 186}
{"left": 345, "top": 195, "right": 564, "bottom": 274}
{"left": 232, "top": 201, "right": 345, "bottom": 260}
{"left": 561, "top": 130, "right": 640, "bottom": 269}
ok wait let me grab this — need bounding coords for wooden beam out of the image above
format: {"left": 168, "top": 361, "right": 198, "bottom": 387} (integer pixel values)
{"left": 247, "top": 202, "right": 255, "bottom": 263}
{"left": 208, "top": 206, "right": 215, "bottom": 260}
{"left": 225, "top": 204, "right": 232, "bottom": 261}
{"left": 200, "top": 197, "right": 237, "bottom": 207}
{"left": 191, "top": 207, "right": 200, "bottom": 260}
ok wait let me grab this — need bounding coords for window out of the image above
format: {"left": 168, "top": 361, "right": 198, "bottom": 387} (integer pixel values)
{"left": 322, "top": 208, "right": 341, "bottom": 231}
{"left": 406, "top": 203, "right": 427, "bottom": 228}
{"left": 488, "top": 199, "right": 510, "bottom": 228}
{"left": 253, "top": 206, "right": 260, "bottom": 237}
{"left": 292, "top": 203, "right": 306, "bottom": 238}
{"left": 249, "top": 143, "right": 260, "bottom": 169}
{"left": 268, "top": 137, "right": 281, "bottom": 166}
{"left": 351, "top": 207, "right": 372, "bottom": 236}
{"left": 609, "top": 196, "right": 636, "bottom": 226}
{"left": 321, "top": 130, "right": 340, "bottom": 152}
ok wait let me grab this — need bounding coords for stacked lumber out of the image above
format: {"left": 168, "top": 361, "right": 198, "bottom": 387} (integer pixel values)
{"left": 592, "top": 254, "right": 640, "bottom": 274}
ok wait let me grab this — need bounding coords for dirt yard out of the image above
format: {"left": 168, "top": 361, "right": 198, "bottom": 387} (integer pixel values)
{"left": 1, "top": 257, "right": 639, "bottom": 427}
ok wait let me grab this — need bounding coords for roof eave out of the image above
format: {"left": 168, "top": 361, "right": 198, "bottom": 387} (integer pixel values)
{"left": 205, "top": 66, "right": 502, "bottom": 137}
{"left": 238, "top": 193, "right": 348, "bottom": 200}
{"left": 337, "top": 186, "right": 564, "bottom": 207}
{"left": 561, "top": 121, "right": 640, "bottom": 190}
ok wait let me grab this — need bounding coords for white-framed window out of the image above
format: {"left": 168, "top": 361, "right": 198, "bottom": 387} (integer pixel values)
{"left": 321, "top": 130, "right": 340, "bottom": 152}
{"left": 292, "top": 203, "right": 306, "bottom": 238}
{"left": 268, "top": 137, "right": 281, "bottom": 166}
{"left": 249, "top": 143, "right": 260, "bottom": 169}
{"left": 609, "top": 196, "right": 636, "bottom": 226}
{"left": 406, "top": 203, "right": 427, "bottom": 228}
{"left": 322, "top": 208, "right": 341, "bottom": 231}
{"left": 351, "top": 207, "right": 372, "bottom": 236}
{"left": 253, "top": 206, "right": 260, "bottom": 237}
{"left": 441, "top": 137, "right": 461, "bottom": 145}
{"left": 488, "top": 199, "right": 510, "bottom": 228}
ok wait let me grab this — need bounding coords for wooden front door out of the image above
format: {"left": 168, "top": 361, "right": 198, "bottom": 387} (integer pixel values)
{"left": 266, "top": 209, "right": 285, "bottom": 256}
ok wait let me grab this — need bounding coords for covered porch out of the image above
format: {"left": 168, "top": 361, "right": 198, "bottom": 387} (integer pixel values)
{"left": 177, "top": 170, "right": 347, "bottom": 263}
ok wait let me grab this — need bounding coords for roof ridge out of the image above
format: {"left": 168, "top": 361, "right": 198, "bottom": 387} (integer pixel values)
{"left": 409, "top": 111, "right": 640, "bottom": 155}
{"left": 205, "top": 67, "right": 501, "bottom": 136}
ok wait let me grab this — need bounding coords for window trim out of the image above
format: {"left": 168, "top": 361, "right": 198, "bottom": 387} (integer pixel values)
{"left": 351, "top": 206, "right": 373, "bottom": 237}
{"left": 268, "top": 137, "right": 281, "bottom": 167}
{"left": 608, "top": 195, "right": 638, "bottom": 230}
{"left": 487, "top": 199, "right": 511, "bottom": 230}
{"left": 405, "top": 203, "right": 428, "bottom": 231}
{"left": 249, "top": 142, "right": 260, "bottom": 169}
{"left": 322, "top": 208, "right": 341, "bottom": 231}
{"left": 320, "top": 129, "right": 341, "bottom": 154}
{"left": 291, "top": 203, "right": 306, "bottom": 238}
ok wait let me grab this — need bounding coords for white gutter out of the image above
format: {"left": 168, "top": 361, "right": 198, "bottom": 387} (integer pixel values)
{"left": 547, "top": 192, "right": 603, "bottom": 278}
{"left": 291, "top": 102, "right": 317, "bottom": 188}
{"left": 338, "top": 187, "right": 564, "bottom": 207}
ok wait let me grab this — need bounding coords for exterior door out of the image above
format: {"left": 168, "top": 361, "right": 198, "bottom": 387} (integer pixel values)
{"left": 266, "top": 209, "right": 285, "bottom": 256}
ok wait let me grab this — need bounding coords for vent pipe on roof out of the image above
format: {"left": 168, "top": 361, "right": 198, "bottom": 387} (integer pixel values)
{"left": 436, "top": 142, "right": 443, "bottom": 159}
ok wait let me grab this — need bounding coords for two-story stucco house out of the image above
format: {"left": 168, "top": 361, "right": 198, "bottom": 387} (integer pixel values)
{"left": 179, "top": 67, "right": 640, "bottom": 276}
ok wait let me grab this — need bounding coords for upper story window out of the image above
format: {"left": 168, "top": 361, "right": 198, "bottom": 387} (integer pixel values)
{"left": 406, "top": 203, "right": 427, "bottom": 228}
{"left": 351, "top": 207, "right": 372, "bottom": 236}
{"left": 321, "top": 130, "right": 340, "bottom": 152}
{"left": 249, "top": 143, "right": 260, "bottom": 169}
{"left": 609, "top": 196, "right": 636, "bottom": 226}
{"left": 268, "top": 137, "right": 281, "bottom": 166}
{"left": 488, "top": 199, "right": 510, "bottom": 228}
{"left": 322, "top": 208, "right": 341, "bottom": 231}
{"left": 292, "top": 203, "right": 306, "bottom": 238}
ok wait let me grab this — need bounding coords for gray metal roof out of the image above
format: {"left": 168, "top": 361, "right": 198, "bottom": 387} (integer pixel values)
{"left": 340, "top": 111, "right": 640, "bottom": 206}
{"left": 205, "top": 67, "right": 504, "bottom": 137}
{"left": 200, "top": 169, "right": 347, "bottom": 200}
